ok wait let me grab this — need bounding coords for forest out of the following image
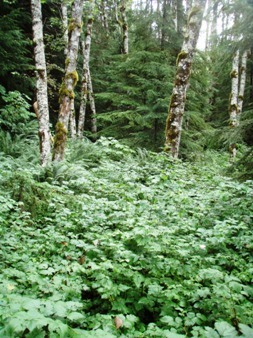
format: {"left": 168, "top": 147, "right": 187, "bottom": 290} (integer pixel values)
{"left": 0, "top": 0, "right": 253, "bottom": 337}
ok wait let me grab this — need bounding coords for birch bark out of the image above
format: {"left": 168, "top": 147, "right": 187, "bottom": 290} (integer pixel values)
{"left": 53, "top": 0, "right": 84, "bottom": 161}
{"left": 61, "top": 0, "right": 77, "bottom": 138}
{"left": 165, "top": 0, "right": 206, "bottom": 158}
{"left": 31, "top": 0, "right": 51, "bottom": 166}
{"left": 229, "top": 50, "right": 239, "bottom": 127}
{"left": 78, "top": 17, "right": 93, "bottom": 138}
{"left": 61, "top": 0, "right": 69, "bottom": 56}
{"left": 238, "top": 50, "right": 249, "bottom": 121}
{"left": 116, "top": 0, "right": 129, "bottom": 54}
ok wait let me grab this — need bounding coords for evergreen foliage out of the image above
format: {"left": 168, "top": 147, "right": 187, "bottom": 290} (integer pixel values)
{"left": 0, "top": 1, "right": 33, "bottom": 93}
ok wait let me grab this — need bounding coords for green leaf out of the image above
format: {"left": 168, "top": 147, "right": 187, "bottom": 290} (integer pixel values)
{"left": 214, "top": 321, "right": 238, "bottom": 337}
{"left": 67, "top": 312, "right": 85, "bottom": 321}
{"left": 239, "top": 324, "right": 253, "bottom": 338}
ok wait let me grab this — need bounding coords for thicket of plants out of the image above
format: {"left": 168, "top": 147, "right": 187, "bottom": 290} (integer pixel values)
{"left": 0, "top": 0, "right": 253, "bottom": 336}
{"left": 0, "top": 136, "right": 253, "bottom": 337}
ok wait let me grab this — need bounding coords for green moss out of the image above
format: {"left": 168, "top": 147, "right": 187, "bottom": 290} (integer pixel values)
{"left": 68, "top": 19, "right": 83, "bottom": 33}
{"left": 230, "top": 70, "right": 238, "bottom": 78}
{"left": 58, "top": 71, "right": 79, "bottom": 102}
{"left": 65, "top": 57, "right": 70, "bottom": 67}
{"left": 176, "top": 51, "right": 188, "bottom": 66}
{"left": 238, "top": 95, "right": 244, "bottom": 100}
{"left": 58, "top": 82, "right": 75, "bottom": 103}
{"left": 66, "top": 70, "right": 79, "bottom": 87}
{"left": 54, "top": 122, "right": 68, "bottom": 150}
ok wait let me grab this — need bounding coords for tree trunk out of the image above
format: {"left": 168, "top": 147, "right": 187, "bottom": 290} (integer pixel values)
{"left": 88, "top": 69, "right": 97, "bottom": 134}
{"left": 205, "top": 0, "right": 210, "bottom": 50}
{"left": 61, "top": 0, "right": 69, "bottom": 56}
{"left": 115, "top": 0, "right": 129, "bottom": 54}
{"left": 210, "top": 0, "right": 218, "bottom": 46}
{"left": 78, "top": 17, "right": 93, "bottom": 138}
{"left": 165, "top": 0, "right": 206, "bottom": 158}
{"left": 238, "top": 50, "right": 249, "bottom": 121}
{"left": 120, "top": 3, "right": 129, "bottom": 54}
{"left": 229, "top": 50, "right": 239, "bottom": 127}
{"left": 31, "top": 0, "right": 51, "bottom": 167}
{"left": 161, "top": 0, "right": 168, "bottom": 50}
{"left": 69, "top": 100, "right": 77, "bottom": 137}
{"left": 100, "top": 0, "right": 109, "bottom": 35}
{"left": 53, "top": 0, "right": 84, "bottom": 161}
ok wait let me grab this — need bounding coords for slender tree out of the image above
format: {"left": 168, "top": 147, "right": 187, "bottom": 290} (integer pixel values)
{"left": 165, "top": 0, "right": 206, "bottom": 158}
{"left": 115, "top": 0, "right": 129, "bottom": 54}
{"left": 61, "top": 0, "right": 69, "bottom": 56}
{"left": 229, "top": 49, "right": 239, "bottom": 127}
{"left": 61, "top": 0, "right": 77, "bottom": 138}
{"left": 53, "top": 0, "right": 84, "bottom": 161}
{"left": 238, "top": 49, "right": 249, "bottom": 120}
{"left": 78, "top": 14, "right": 97, "bottom": 137}
{"left": 31, "top": 0, "right": 51, "bottom": 166}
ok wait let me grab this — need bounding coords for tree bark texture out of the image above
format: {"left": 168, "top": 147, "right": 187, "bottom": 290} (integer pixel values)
{"left": 53, "top": 0, "right": 84, "bottom": 161}
{"left": 88, "top": 68, "right": 97, "bottom": 134}
{"left": 115, "top": 0, "right": 129, "bottom": 54}
{"left": 238, "top": 50, "right": 249, "bottom": 120}
{"left": 165, "top": 0, "right": 206, "bottom": 158}
{"left": 61, "top": 0, "right": 76, "bottom": 138}
{"left": 78, "top": 17, "right": 93, "bottom": 138}
{"left": 61, "top": 0, "right": 69, "bottom": 56}
{"left": 229, "top": 50, "right": 239, "bottom": 127}
{"left": 31, "top": 0, "right": 51, "bottom": 167}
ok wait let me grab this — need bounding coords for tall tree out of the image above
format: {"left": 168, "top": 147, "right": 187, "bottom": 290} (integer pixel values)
{"left": 238, "top": 49, "right": 249, "bottom": 120}
{"left": 115, "top": 0, "right": 129, "bottom": 54}
{"left": 31, "top": 0, "right": 51, "bottom": 166}
{"left": 229, "top": 49, "right": 239, "bottom": 127}
{"left": 165, "top": 0, "right": 206, "bottom": 158}
{"left": 61, "top": 0, "right": 69, "bottom": 56}
{"left": 78, "top": 10, "right": 97, "bottom": 137}
{"left": 53, "top": 0, "right": 84, "bottom": 161}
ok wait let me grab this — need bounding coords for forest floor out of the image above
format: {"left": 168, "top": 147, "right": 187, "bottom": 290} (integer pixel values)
{"left": 0, "top": 138, "right": 253, "bottom": 337}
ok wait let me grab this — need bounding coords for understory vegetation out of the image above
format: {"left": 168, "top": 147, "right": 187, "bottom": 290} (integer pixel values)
{"left": 0, "top": 137, "right": 253, "bottom": 337}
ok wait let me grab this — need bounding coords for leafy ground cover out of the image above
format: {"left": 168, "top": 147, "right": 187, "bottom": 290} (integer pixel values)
{"left": 0, "top": 138, "right": 252, "bottom": 337}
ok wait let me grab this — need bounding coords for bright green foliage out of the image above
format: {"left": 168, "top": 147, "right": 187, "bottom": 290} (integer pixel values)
{"left": 0, "top": 138, "right": 252, "bottom": 337}
{"left": 0, "top": 85, "right": 34, "bottom": 134}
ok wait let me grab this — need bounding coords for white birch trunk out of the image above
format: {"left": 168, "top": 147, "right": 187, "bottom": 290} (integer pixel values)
{"left": 78, "top": 17, "right": 93, "bottom": 138}
{"left": 165, "top": 0, "right": 206, "bottom": 158}
{"left": 120, "top": 3, "right": 129, "bottom": 54}
{"left": 53, "top": 0, "right": 84, "bottom": 161}
{"left": 31, "top": 0, "right": 51, "bottom": 167}
{"left": 100, "top": 0, "right": 109, "bottom": 35}
{"left": 229, "top": 50, "right": 239, "bottom": 127}
{"left": 115, "top": 0, "right": 129, "bottom": 54}
{"left": 69, "top": 101, "right": 77, "bottom": 137}
{"left": 61, "top": 0, "right": 69, "bottom": 56}
{"left": 62, "top": 0, "right": 76, "bottom": 138}
{"left": 238, "top": 50, "right": 249, "bottom": 121}
{"left": 88, "top": 69, "right": 97, "bottom": 134}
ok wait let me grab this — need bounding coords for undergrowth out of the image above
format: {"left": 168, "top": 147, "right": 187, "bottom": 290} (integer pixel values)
{"left": 0, "top": 138, "right": 252, "bottom": 337}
